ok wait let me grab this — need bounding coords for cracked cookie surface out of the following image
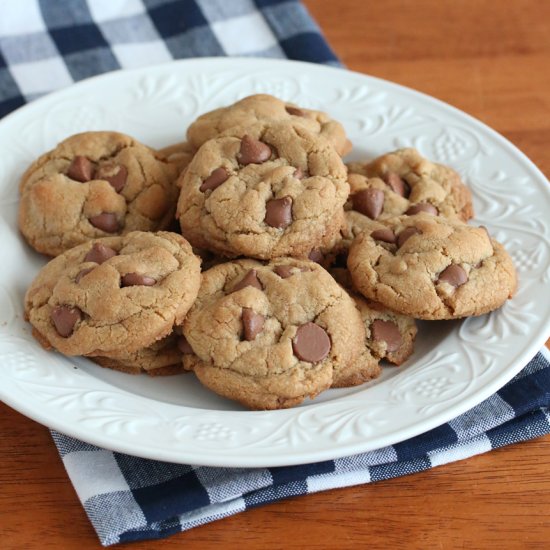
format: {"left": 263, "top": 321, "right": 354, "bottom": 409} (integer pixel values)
{"left": 19, "top": 131, "right": 181, "bottom": 256}
{"left": 187, "top": 93, "right": 352, "bottom": 156}
{"left": 346, "top": 148, "right": 473, "bottom": 223}
{"left": 347, "top": 215, "right": 517, "bottom": 319}
{"left": 182, "top": 259, "right": 379, "bottom": 410}
{"left": 25, "top": 231, "right": 201, "bottom": 356}
{"left": 176, "top": 122, "right": 349, "bottom": 260}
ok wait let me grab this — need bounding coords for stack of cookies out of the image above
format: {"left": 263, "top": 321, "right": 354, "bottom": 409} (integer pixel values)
{"left": 21, "top": 94, "right": 517, "bottom": 410}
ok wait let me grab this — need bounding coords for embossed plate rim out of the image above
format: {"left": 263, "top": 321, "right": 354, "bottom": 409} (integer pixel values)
{"left": 0, "top": 57, "right": 549, "bottom": 467}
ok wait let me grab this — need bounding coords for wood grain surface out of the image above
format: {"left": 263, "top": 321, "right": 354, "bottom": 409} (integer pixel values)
{"left": 1, "top": 1, "right": 549, "bottom": 548}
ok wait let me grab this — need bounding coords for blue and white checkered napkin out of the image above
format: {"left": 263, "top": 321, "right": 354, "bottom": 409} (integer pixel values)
{"left": 52, "top": 350, "right": 550, "bottom": 545}
{"left": 2, "top": 0, "right": 549, "bottom": 546}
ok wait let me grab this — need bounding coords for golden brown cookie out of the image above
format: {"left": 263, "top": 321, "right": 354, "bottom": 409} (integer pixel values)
{"left": 183, "top": 259, "right": 379, "bottom": 410}
{"left": 19, "top": 131, "right": 180, "bottom": 256}
{"left": 176, "top": 122, "right": 349, "bottom": 260}
{"left": 346, "top": 148, "right": 473, "bottom": 222}
{"left": 347, "top": 215, "right": 517, "bottom": 319}
{"left": 187, "top": 94, "right": 352, "bottom": 156}
{"left": 25, "top": 231, "right": 201, "bottom": 356}
{"left": 311, "top": 210, "right": 387, "bottom": 269}
{"left": 330, "top": 267, "right": 417, "bottom": 365}
{"left": 155, "top": 141, "right": 195, "bottom": 180}
{"left": 90, "top": 330, "right": 186, "bottom": 376}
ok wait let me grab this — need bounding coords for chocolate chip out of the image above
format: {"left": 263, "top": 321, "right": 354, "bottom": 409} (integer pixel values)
{"left": 397, "top": 227, "right": 420, "bottom": 248}
{"left": 89, "top": 213, "right": 120, "bottom": 233}
{"left": 352, "top": 188, "right": 385, "bottom": 219}
{"left": 371, "top": 228, "right": 396, "bottom": 244}
{"left": 232, "top": 269, "right": 263, "bottom": 292}
{"left": 292, "top": 322, "right": 331, "bottom": 363}
{"left": 238, "top": 135, "right": 272, "bottom": 165}
{"left": 242, "top": 308, "right": 265, "bottom": 341}
{"left": 75, "top": 268, "right": 94, "bottom": 283}
{"left": 285, "top": 106, "right": 305, "bottom": 116}
{"left": 177, "top": 335, "right": 194, "bottom": 354}
{"left": 384, "top": 173, "right": 410, "bottom": 198}
{"left": 406, "top": 202, "right": 438, "bottom": 216}
{"left": 67, "top": 156, "right": 94, "bottom": 182}
{"left": 200, "top": 167, "right": 229, "bottom": 192}
{"left": 95, "top": 163, "right": 128, "bottom": 193}
{"left": 371, "top": 320, "right": 402, "bottom": 352}
{"left": 308, "top": 249, "right": 324, "bottom": 264}
{"left": 438, "top": 264, "right": 468, "bottom": 287}
{"left": 121, "top": 273, "right": 156, "bottom": 287}
{"left": 84, "top": 243, "right": 118, "bottom": 264}
{"left": 51, "top": 306, "right": 82, "bottom": 337}
{"left": 265, "top": 196, "right": 292, "bottom": 229}
{"left": 274, "top": 265, "right": 295, "bottom": 279}
{"left": 294, "top": 167, "right": 307, "bottom": 179}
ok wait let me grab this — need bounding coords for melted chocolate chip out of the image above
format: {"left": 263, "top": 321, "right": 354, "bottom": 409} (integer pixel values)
{"left": 121, "top": 273, "right": 156, "bottom": 287}
{"left": 177, "top": 335, "right": 194, "bottom": 354}
{"left": 371, "top": 320, "right": 402, "bottom": 352}
{"left": 292, "top": 322, "right": 331, "bottom": 363}
{"left": 397, "top": 227, "right": 420, "bottom": 248}
{"left": 89, "top": 213, "right": 120, "bottom": 233}
{"left": 84, "top": 243, "right": 118, "bottom": 264}
{"left": 238, "top": 135, "right": 272, "bottom": 165}
{"left": 384, "top": 172, "right": 410, "bottom": 197}
{"left": 438, "top": 264, "right": 468, "bottom": 287}
{"left": 308, "top": 249, "right": 324, "bottom": 264}
{"left": 95, "top": 163, "right": 128, "bottom": 193}
{"left": 67, "top": 156, "right": 94, "bottom": 182}
{"left": 274, "top": 265, "right": 295, "bottom": 279}
{"left": 406, "top": 202, "right": 438, "bottom": 216}
{"left": 285, "top": 106, "right": 305, "bottom": 117}
{"left": 352, "top": 188, "right": 385, "bottom": 219}
{"left": 200, "top": 167, "right": 229, "bottom": 192}
{"left": 242, "top": 308, "right": 265, "bottom": 341}
{"left": 75, "top": 268, "right": 94, "bottom": 283}
{"left": 265, "top": 196, "right": 292, "bottom": 229}
{"left": 51, "top": 306, "right": 82, "bottom": 337}
{"left": 232, "top": 269, "right": 263, "bottom": 292}
{"left": 371, "top": 228, "right": 397, "bottom": 244}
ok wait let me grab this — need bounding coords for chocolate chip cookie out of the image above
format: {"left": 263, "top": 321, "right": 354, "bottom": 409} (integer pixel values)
{"left": 347, "top": 215, "right": 517, "bottom": 319}
{"left": 330, "top": 267, "right": 417, "bottom": 365}
{"left": 182, "top": 259, "right": 379, "bottom": 410}
{"left": 155, "top": 140, "right": 196, "bottom": 177}
{"left": 19, "top": 131, "right": 181, "bottom": 256}
{"left": 90, "top": 329, "right": 186, "bottom": 376}
{"left": 176, "top": 122, "right": 349, "bottom": 260}
{"left": 346, "top": 148, "right": 473, "bottom": 222}
{"left": 25, "top": 231, "right": 201, "bottom": 356}
{"left": 187, "top": 93, "right": 352, "bottom": 156}
{"left": 313, "top": 211, "right": 388, "bottom": 269}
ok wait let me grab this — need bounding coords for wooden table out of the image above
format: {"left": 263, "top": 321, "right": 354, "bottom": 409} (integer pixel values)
{"left": 2, "top": 1, "right": 549, "bottom": 548}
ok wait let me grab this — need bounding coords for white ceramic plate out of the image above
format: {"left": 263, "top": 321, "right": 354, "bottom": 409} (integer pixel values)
{"left": 0, "top": 58, "right": 549, "bottom": 467}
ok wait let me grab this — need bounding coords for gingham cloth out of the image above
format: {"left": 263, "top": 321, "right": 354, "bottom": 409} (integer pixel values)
{"left": 1, "top": 0, "right": 549, "bottom": 546}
